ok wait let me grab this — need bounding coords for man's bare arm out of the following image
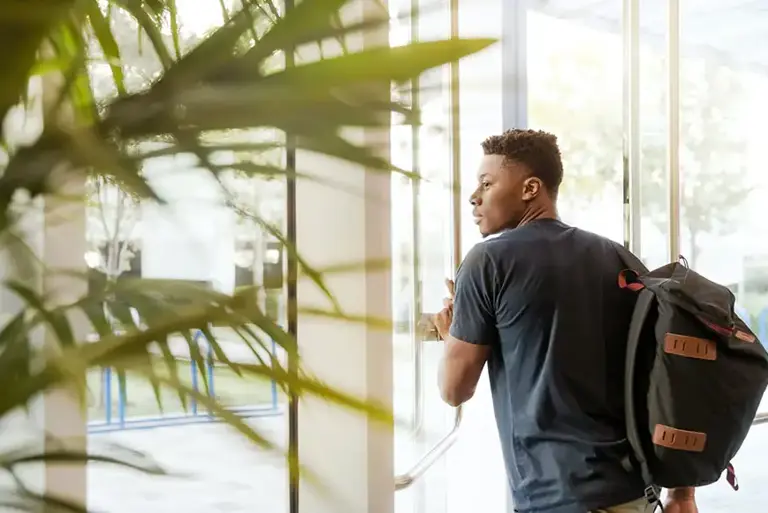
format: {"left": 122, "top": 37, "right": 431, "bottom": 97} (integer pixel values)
{"left": 437, "top": 334, "right": 490, "bottom": 407}
{"left": 667, "top": 488, "right": 695, "bottom": 500}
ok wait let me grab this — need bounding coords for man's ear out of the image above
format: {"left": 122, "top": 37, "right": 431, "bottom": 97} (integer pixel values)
{"left": 522, "top": 177, "right": 543, "bottom": 201}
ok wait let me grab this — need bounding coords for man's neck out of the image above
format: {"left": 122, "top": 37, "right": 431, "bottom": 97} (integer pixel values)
{"left": 518, "top": 204, "right": 558, "bottom": 227}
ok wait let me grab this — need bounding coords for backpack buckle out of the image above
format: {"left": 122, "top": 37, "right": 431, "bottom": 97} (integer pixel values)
{"left": 644, "top": 485, "right": 660, "bottom": 504}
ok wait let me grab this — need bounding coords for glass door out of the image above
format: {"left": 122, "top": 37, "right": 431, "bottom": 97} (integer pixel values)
{"left": 390, "top": 0, "right": 461, "bottom": 511}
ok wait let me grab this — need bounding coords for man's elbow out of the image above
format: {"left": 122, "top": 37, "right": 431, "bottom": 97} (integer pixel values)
{"left": 440, "top": 384, "right": 474, "bottom": 407}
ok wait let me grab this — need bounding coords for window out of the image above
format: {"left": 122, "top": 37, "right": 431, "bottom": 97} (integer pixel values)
{"left": 527, "top": 5, "right": 624, "bottom": 244}
{"left": 85, "top": 6, "right": 288, "bottom": 512}
{"left": 677, "top": 2, "right": 768, "bottom": 507}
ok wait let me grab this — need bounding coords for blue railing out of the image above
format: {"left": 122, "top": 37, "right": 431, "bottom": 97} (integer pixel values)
{"left": 88, "top": 330, "right": 281, "bottom": 434}
{"left": 87, "top": 306, "right": 768, "bottom": 434}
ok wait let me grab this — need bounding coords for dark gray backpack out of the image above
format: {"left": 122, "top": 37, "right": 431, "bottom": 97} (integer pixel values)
{"left": 618, "top": 252, "right": 768, "bottom": 506}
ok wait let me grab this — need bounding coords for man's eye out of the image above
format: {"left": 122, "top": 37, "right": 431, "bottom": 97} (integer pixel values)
{"left": 482, "top": 182, "right": 491, "bottom": 189}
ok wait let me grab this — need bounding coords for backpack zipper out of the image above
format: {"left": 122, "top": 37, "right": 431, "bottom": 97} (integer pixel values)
{"left": 698, "top": 316, "right": 756, "bottom": 343}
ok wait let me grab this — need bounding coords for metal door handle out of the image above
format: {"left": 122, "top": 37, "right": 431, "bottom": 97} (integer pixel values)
{"left": 395, "top": 404, "right": 462, "bottom": 490}
{"left": 412, "top": 328, "right": 424, "bottom": 434}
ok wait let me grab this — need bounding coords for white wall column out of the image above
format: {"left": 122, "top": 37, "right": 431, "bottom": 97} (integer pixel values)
{"left": 0, "top": 74, "right": 89, "bottom": 508}
{"left": 40, "top": 170, "right": 88, "bottom": 509}
{"left": 41, "top": 68, "right": 88, "bottom": 509}
{"left": 295, "top": 140, "right": 393, "bottom": 513}
{"left": 295, "top": 3, "right": 393, "bottom": 513}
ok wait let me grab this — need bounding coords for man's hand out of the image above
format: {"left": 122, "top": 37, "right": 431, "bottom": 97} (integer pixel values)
{"left": 433, "top": 279, "right": 455, "bottom": 340}
{"left": 433, "top": 276, "right": 490, "bottom": 407}
{"left": 662, "top": 489, "right": 698, "bottom": 513}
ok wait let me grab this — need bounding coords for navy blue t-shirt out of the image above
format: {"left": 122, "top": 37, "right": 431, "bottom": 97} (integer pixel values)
{"left": 449, "top": 219, "right": 645, "bottom": 513}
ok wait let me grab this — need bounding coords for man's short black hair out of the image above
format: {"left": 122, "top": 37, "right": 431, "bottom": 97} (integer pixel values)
{"left": 481, "top": 129, "right": 563, "bottom": 196}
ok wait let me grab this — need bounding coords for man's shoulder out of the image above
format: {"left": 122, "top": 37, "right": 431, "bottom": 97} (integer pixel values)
{"left": 456, "top": 241, "right": 496, "bottom": 283}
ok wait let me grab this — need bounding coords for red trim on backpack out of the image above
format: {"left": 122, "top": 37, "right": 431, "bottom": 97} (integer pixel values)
{"left": 698, "top": 317, "right": 756, "bottom": 343}
{"left": 699, "top": 317, "right": 732, "bottom": 336}
{"left": 618, "top": 270, "right": 644, "bottom": 291}
{"left": 726, "top": 463, "right": 739, "bottom": 491}
{"left": 698, "top": 317, "right": 736, "bottom": 337}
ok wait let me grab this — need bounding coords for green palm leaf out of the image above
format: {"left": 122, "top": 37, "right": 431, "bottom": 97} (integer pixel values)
{"left": 0, "top": 0, "right": 497, "bottom": 509}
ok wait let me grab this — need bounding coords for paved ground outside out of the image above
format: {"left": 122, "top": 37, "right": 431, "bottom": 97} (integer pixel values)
{"left": 87, "top": 401, "right": 768, "bottom": 513}
{"left": 87, "top": 417, "right": 288, "bottom": 513}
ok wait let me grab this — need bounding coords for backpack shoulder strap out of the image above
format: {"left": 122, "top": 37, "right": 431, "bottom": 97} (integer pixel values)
{"left": 625, "top": 288, "right": 658, "bottom": 498}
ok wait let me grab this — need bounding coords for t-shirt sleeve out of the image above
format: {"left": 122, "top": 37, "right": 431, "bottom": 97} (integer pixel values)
{"left": 449, "top": 244, "right": 498, "bottom": 346}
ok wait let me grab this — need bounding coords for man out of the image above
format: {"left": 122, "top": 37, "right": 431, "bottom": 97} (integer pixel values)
{"left": 433, "top": 129, "right": 698, "bottom": 513}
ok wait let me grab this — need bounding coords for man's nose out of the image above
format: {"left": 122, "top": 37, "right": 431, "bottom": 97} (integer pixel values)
{"left": 469, "top": 194, "right": 480, "bottom": 206}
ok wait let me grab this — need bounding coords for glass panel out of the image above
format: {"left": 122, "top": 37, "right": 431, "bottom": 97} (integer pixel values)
{"left": 638, "top": 3, "right": 670, "bottom": 269}
{"left": 85, "top": 5, "right": 288, "bottom": 512}
{"left": 391, "top": 0, "right": 456, "bottom": 512}
{"left": 391, "top": 0, "right": 419, "bottom": 503}
{"left": 678, "top": 1, "right": 768, "bottom": 510}
{"left": 456, "top": 0, "right": 502, "bottom": 258}
{"left": 526, "top": 3, "right": 624, "bottom": 244}
{"left": 415, "top": 0, "right": 454, "bottom": 503}
{"left": 447, "top": 1, "right": 507, "bottom": 513}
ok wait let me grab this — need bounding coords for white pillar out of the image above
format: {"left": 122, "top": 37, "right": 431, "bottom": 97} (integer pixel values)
{"left": 40, "top": 167, "right": 89, "bottom": 508}
{"left": 295, "top": 4, "right": 393, "bottom": 513}
{"left": 0, "top": 74, "right": 89, "bottom": 508}
{"left": 41, "top": 67, "right": 89, "bottom": 509}
{"left": 295, "top": 142, "right": 393, "bottom": 513}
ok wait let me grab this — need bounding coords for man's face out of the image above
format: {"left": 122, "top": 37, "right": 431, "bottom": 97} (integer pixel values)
{"left": 469, "top": 155, "right": 529, "bottom": 237}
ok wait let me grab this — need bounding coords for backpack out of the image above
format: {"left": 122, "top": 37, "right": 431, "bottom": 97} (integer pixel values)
{"left": 617, "top": 251, "right": 768, "bottom": 506}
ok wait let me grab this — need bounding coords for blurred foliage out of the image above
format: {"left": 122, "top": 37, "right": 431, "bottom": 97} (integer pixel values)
{"left": 0, "top": 0, "right": 495, "bottom": 509}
